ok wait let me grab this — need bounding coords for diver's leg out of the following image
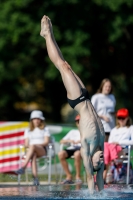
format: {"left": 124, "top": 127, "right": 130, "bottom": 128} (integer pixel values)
{"left": 40, "top": 15, "right": 84, "bottom": 101}
{"left": 40, "top": 16, "right": 64, "bottom": 67}
{"left": 96, "top": 164, "right": 104, "bottom": 191}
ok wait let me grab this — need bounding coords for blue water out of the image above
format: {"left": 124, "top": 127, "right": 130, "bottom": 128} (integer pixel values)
{"left": 0, "top": 184, "right": 133, "bottom": 200}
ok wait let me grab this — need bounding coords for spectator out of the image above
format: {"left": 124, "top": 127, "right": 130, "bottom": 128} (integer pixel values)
{"left": 58, "top": 115, "right": 82, "bottom": 184}
{"left": 104, "top": 108, "right": 133, "bottom": 183}
{"left": 15, "top": 110, "right": 50, "bottom": 185}
{"left": 91, "top": 78, "right": 116, "bottom": 142}
{"left": 108, "top": 108, "right": 133, "bottom": 146}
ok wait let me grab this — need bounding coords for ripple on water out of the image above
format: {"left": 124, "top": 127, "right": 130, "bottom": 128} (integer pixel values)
{"left": 0, "top": 184, "right": 133, "bottom": 200}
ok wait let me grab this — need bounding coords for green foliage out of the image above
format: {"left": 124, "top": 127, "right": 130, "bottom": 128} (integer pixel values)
{"left": 0, "top": 0, "right": 133, "bottom": 121}
{"left": 94, "top": 0, "right": 133, "bottom": 11}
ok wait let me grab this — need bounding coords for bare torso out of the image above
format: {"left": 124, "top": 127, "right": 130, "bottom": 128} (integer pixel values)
{"left": 74, "top": 99, "right": 105, "bottom": 156}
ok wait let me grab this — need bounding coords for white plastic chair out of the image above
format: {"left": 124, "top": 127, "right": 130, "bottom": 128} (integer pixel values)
{"left": 107, "top": 145, "right": 133, "bottom": 184}
{"left": 18, "top": 136, "right": 57, "bottom": 185}
{"left": 120, "top": 145, "right": 133, "bottom": 184}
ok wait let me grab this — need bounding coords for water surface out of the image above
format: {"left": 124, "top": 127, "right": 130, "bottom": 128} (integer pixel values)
{"left": 0, "top": 184, "right": 133, "bottom": 200}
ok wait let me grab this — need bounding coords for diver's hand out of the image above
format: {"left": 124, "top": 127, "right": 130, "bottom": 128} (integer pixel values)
{"left": 92, "top": 151, "right": 104, "bottom": 167}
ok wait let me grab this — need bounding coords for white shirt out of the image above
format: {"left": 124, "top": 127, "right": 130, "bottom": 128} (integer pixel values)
{"left": 62, "top": 129, "right": 81, "bottom": 149}
{"left": 108, "top": 125, "right": 133, "bottom": 146}
{"left": 24, "top": 127, "right": 50, "bottom": 145}
{"left": 91, "top": 93, "right": 116, "bottom": 132}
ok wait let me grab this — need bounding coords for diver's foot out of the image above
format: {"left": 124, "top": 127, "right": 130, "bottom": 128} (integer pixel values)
{"left": 40, "top": 15, "right": 52, "bottom": 38}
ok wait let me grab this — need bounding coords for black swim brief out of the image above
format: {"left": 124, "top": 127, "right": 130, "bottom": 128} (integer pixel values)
{"left": 67, "top": 88, "right": 90, "bottom": 109}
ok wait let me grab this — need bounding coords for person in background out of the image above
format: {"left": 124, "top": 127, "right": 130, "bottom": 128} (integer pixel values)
{"left": 108, "top": 108, "right": 133, "bottom": 146}
{"left": 105, "top": 108, "right": 133, "bottom": 183}
{"left": 91, "top": 78, "right": 116, "bottom": 142}
{"left": 58, "top": 115, "right": 82, "bottom": 184}
{"left": 15, "top": 110, "right": 50, "bottom": 186}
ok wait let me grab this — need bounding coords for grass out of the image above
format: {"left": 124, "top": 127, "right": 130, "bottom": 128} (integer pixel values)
{"left": 0, "top": 173, "right": 57, "bottom": 183}
{"left": 0, "top": 173, "right": 86, "bottom": 184}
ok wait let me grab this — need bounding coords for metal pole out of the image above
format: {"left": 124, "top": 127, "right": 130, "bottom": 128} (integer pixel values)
{"left": 126, "top": 145, "right": 131, "bottom": 185}
{"left": 48, "top": 144, "right": 52, "bottom": 185}
{"left": 18, "top": 145, "right": 23, "bottom": 185}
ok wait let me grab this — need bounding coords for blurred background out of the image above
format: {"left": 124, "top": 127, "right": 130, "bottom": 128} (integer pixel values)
{"left": 0, "top": 0, "right": 133, "bottom": 123}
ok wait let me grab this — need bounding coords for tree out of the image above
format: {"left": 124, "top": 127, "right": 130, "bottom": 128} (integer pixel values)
{"left": 0, "top": 0, "right": 133, "bottom": 121}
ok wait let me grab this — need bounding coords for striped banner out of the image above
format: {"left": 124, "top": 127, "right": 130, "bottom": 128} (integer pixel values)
{"left": 0, "top": 121, "right": 29, "bottom": 173}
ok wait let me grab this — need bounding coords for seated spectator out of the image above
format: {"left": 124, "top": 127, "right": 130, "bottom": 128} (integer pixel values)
{"left": 104, "top": 108, "right": 133, "bottom": 183}
{"left": 15, "top": 110, "right": 50, "bottom": 185}
{"left": 108, "top": 108, "right": 133, "bottom": 146}
{"left": 58, "top": 115, "right": 82, "bottom": 184}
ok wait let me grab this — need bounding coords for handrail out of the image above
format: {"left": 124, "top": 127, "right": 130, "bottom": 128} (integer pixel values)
{"left": 126, "top": 145, "right": 131, "bottom": 185}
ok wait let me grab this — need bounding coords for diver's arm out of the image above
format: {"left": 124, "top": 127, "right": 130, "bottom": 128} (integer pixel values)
{"left": 96, "top": 163, "right": 104, "bottom": 191}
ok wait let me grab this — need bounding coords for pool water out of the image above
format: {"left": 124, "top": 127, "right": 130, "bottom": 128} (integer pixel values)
{"left": 0, "top": 184, "right": 133, "bottom": 200}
